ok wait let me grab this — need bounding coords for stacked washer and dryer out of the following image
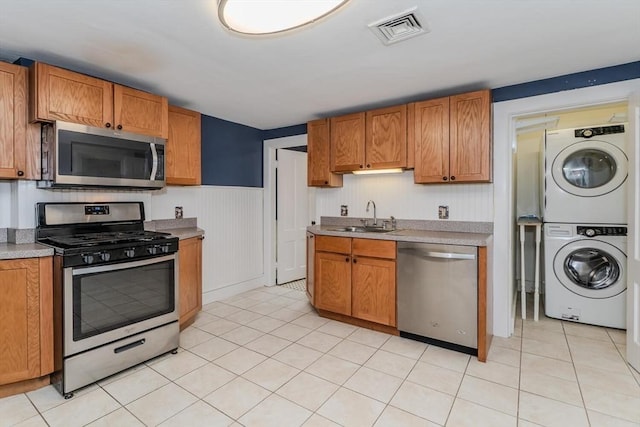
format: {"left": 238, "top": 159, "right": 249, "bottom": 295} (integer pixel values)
{"left": 541, "top": 124, "right": 628, "bottom": 329}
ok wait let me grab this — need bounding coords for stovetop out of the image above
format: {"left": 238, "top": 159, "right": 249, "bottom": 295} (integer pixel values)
{"left": 35, "top": 202, "right": 180, "bottom": 267}
{"left": 43, "top": 230, "right": 173, "bottom": 249}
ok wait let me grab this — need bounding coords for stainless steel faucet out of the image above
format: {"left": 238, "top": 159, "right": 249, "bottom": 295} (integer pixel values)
{"left": 366, "top": 200, "right": 377, "bottom": 226}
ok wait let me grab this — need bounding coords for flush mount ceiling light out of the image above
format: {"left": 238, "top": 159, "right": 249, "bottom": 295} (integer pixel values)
{"left": 218, "top": 0, "right": 350, "bottom": 35}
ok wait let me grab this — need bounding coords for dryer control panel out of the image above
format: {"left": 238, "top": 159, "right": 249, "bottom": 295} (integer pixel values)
{"left": 577, "top": 226, "right": 627, "bottom": 237}
{"left": 574, "top": 124, "right": 625, "bottom": 138}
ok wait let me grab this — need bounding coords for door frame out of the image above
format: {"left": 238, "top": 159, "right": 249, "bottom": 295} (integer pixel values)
{"left": 493, "top": 78, "right": 640, "bottom": 337}
{"left": 263, "top": 134, "right": 311, "bottom": 286}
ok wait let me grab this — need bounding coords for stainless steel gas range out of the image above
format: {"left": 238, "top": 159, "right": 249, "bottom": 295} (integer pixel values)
{"left": 36, "top": 202, "right": 180, "bottom": 398}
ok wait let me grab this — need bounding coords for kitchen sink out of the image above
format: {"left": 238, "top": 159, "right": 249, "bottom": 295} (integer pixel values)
{"left": 330, "top": 226, "right": 395, "bottom": 233}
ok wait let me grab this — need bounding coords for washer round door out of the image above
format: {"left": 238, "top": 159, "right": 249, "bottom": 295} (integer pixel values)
{"left": 551, "top": 140, "right": 628, "bottom": 197}
{"left": 553, "top": 239, "right": 626, "bottom": 299}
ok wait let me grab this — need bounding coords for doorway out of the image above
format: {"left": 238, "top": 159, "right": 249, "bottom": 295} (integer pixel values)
{"left": 263, "top": 134, "right": 315, "bottom": 287}
{"left": 492, "top": 78, "right": 640, "bottom": 338}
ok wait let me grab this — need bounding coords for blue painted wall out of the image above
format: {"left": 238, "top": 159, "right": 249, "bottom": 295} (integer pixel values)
{"left": 201, "top": 116, "right": 263, "bottom": 187}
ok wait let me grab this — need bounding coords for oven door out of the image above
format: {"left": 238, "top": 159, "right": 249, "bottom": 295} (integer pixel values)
{"left": 63, "top": 253, "right": 178, "bottom": 356}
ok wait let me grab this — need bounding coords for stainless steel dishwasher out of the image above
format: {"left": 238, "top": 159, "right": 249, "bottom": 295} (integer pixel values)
{"left": 397, "top": 242, "right": 478, "bottom": 354}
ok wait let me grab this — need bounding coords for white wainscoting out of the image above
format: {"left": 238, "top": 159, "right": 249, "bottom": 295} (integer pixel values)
{"left": 0, "top": 182, "right": 11, "bottom": 228}
{"left": 315, "top": 171, "right": 494, "bottom": 222}
{"left": 149, "top": 185, "right": 265, "bottom": 305}
{"left": 9, "top": 181, "right": 153, "bottom": 228}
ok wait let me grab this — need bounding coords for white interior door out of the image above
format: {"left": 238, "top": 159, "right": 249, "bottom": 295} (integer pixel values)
{"left": 627, "top": 91, "right": 640, "bottom": 373}
{"left": 276, "top": 149, "right": 308, "bottom": 284}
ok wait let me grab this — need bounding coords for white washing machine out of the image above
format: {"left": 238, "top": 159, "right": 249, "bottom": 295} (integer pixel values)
{"left": 542, "top": 124, "right": 627, "bottom": 224}
{"left": 544, "top": 223, "right": 626, "bottom": 329}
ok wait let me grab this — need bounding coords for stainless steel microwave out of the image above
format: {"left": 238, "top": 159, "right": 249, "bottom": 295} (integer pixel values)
{"left": 38, "top": 121, "right": 166, "bottom": 189}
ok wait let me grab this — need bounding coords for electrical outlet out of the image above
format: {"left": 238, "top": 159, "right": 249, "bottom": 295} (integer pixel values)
{"left": 340, "top": 205, "right": 348, "bottom": 216}
{"left": 438, "top": 205, "right": 449, "bottom": 219}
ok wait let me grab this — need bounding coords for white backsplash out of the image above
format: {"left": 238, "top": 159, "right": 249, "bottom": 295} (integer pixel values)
{"left": 314, "top": 171, "right": 494, "bottom": 222}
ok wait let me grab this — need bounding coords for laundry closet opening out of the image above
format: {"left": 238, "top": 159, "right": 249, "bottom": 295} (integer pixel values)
{"left": 513, "top": 101, "right": 628, "bottom": 320}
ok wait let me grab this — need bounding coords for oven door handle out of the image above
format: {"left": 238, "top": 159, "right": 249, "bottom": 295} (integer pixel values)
{"left": 71, "top": 253, "right": 176, "bottom": 276}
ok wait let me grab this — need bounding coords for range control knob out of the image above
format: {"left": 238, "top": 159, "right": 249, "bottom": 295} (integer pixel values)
{"left": 160, "top": 244, "right": 170, "bottom": 254}
{"left": 147, "top": 245, "right": 159, "bottom": 255}
{"left": 584, "top": 228, "right": 596, "bottom": 237}
{"left": 124, "top": 248, "right": 136, "bottom": 258}
{"left": 100, "top": 252, "right": 111, "bottom": 262}
{"left": 81, "top": 254, "right": 95, "bottom": 264}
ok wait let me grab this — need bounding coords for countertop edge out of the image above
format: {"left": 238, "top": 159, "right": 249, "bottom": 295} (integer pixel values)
{"left": 164, "top": 227, "right": 205, "bottom": 240}
{"left": 0, "top": 243, "right": 55, "bottom": 260}
{"left": 308, "top": 225, "right": 491, "bottom": 247}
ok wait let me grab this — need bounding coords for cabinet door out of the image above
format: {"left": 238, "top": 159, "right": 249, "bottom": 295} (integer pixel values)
{"left": 113, "top": 85, "right": 169, "bottom": 138}
{"left": 0, "top": 259, "right": 41, "bottom": 384}
{"left": 315, "top": 251, "right": 351, "bottom": 315}
{"left": 167, "top": 105, "right": 201, "bottom": 185}
{"left": 0, "top": 62, "right": 27, "bottom": 179}
{"left": 365, "top": 105, "right": 407, "bottom": 170}
{"left": 307, "top": 119, "right": 342, "bottom": 187}
{"left": 32, "top": 63, "right": 113, "bottom": 128}
{"left": 412, "top": 97, "right": 450, "bottom": 183}
{"left": 179, "top": 237, "right": 203, "bottom": 328}
{"left": 351, "top": 256, "right": 396, "bottom": 326}
{"left": 306, "top": 233, "right": 315, "bottom": 304}
{"left": 330, "top": 112, "right": 365, "bottom": 172}
{"left": 449, "top": 90, "right": 491, "bottom": 182}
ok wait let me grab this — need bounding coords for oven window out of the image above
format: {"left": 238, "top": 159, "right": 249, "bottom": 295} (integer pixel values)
{"left": 72, "top": 260, "right": 175, "bottom": 341}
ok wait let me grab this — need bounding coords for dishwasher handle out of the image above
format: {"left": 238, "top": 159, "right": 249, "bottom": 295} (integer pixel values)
{"left": 398, "top": 247, "right": 476, "bottom": 260}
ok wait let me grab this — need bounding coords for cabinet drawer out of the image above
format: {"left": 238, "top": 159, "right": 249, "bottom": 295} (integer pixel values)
{"left": 315, "top": 236, "right": 351, "bottom": 254}
{"left": 352, "top": 239, "right": 396, "bottom": 259}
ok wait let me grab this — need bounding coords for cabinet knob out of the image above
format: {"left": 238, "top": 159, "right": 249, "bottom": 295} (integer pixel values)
{"left": 353, "top": 258, "right": 357, "bottom": 264}
{"left": 366, "top": 164, "right": 371, "bottom": 168}
{"left": 105, "top": 122, "right": 111, "bottom": 128}
{"left": 17, "top": 170, "right": 24, "bottom": 177}
{"left": 345, "top": 257, "right": 349, "bottom": 262}
{"left": 359, "top": 165, "right": 363, "bottom": 169}
{"left": 324, "top": 181, "right": 328, "bottom": 185}
{"left": 450, "top": 176, "right": 456, "bottom": 181}
{"left": 117, "top": 124, "right": 123, "bottom": 130}
{"left": 443, "top": 176, "right": 448, "bottom": 181}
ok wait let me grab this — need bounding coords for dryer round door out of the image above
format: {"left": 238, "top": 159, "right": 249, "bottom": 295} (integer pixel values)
{"left": 553, "top": 239, "right": 626, "bottom": 299}
{"left": 551, "top": 140, "right": 628, "bottom": 197}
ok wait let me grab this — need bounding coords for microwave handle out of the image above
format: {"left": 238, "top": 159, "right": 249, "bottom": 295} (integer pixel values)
{"left": 150, "top": 144, "right": 158, "bottom": 180}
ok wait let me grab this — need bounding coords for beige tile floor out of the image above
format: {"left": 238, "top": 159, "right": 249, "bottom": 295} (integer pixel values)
{"left": 1, "top": 286, "right": 639, "bottom": 427}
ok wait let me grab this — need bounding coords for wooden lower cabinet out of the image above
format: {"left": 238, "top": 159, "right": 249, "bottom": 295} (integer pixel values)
{"left": 315, "top": 251, "right": 352, "bottom": 315}
{"left": 0, "top": 257, "right": 53, "bottom": 396}
{"left": 351, "top": 256, "right": 396, "bottom": 326}
{"left": 314, "top": 236, "right": 396, "bottom": 328}
{"left": 179, "top": 236, "right": 203, "bottom": 329}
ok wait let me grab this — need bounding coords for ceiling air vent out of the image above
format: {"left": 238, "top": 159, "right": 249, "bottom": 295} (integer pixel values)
{"left": 368, "top": 8, "right": 429, "bottom": 46}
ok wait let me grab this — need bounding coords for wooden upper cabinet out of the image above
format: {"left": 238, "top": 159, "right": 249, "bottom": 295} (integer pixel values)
{"left": 30, "top": 62, "right": 169, "bottom": 138}
{"left": 330, "top": 112, "right": 365, "bottom": 172}
{"left": 114, "top": 85, "right": 168, "bottom": 138}
{"left": 31, "top": 62, "right": 113, "bottom": 128}
{"left": 307, "top": 118, "right": 342, "bottom": 187}
{"left": 0, "top": 62, "right": 27, "bottom": 180}
{"left": 413, "top": 96, "right": 450, "bottom": 183}
{"left": 365, "top": 105, "right": 407, "bottom": 169}
{"left": 449, "top": 90, "right": 491, "bottom": 182}
{"left": 412, "top": 89, "right": 491, "bottom": 184}
{"left": 167, "top": 105, "right": 201, "bottom": 185}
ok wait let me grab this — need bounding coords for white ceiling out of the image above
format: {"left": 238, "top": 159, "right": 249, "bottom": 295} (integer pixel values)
{"left": 1, "top": 0, "right": 638, "bottom": 130}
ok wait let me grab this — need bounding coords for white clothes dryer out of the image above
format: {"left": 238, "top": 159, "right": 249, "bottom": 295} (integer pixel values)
{"left": 542, "top": 124, "right": 627, "bottom": 224}
{"left": 543, "top": 223, "right": 626, "bottom": 329}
